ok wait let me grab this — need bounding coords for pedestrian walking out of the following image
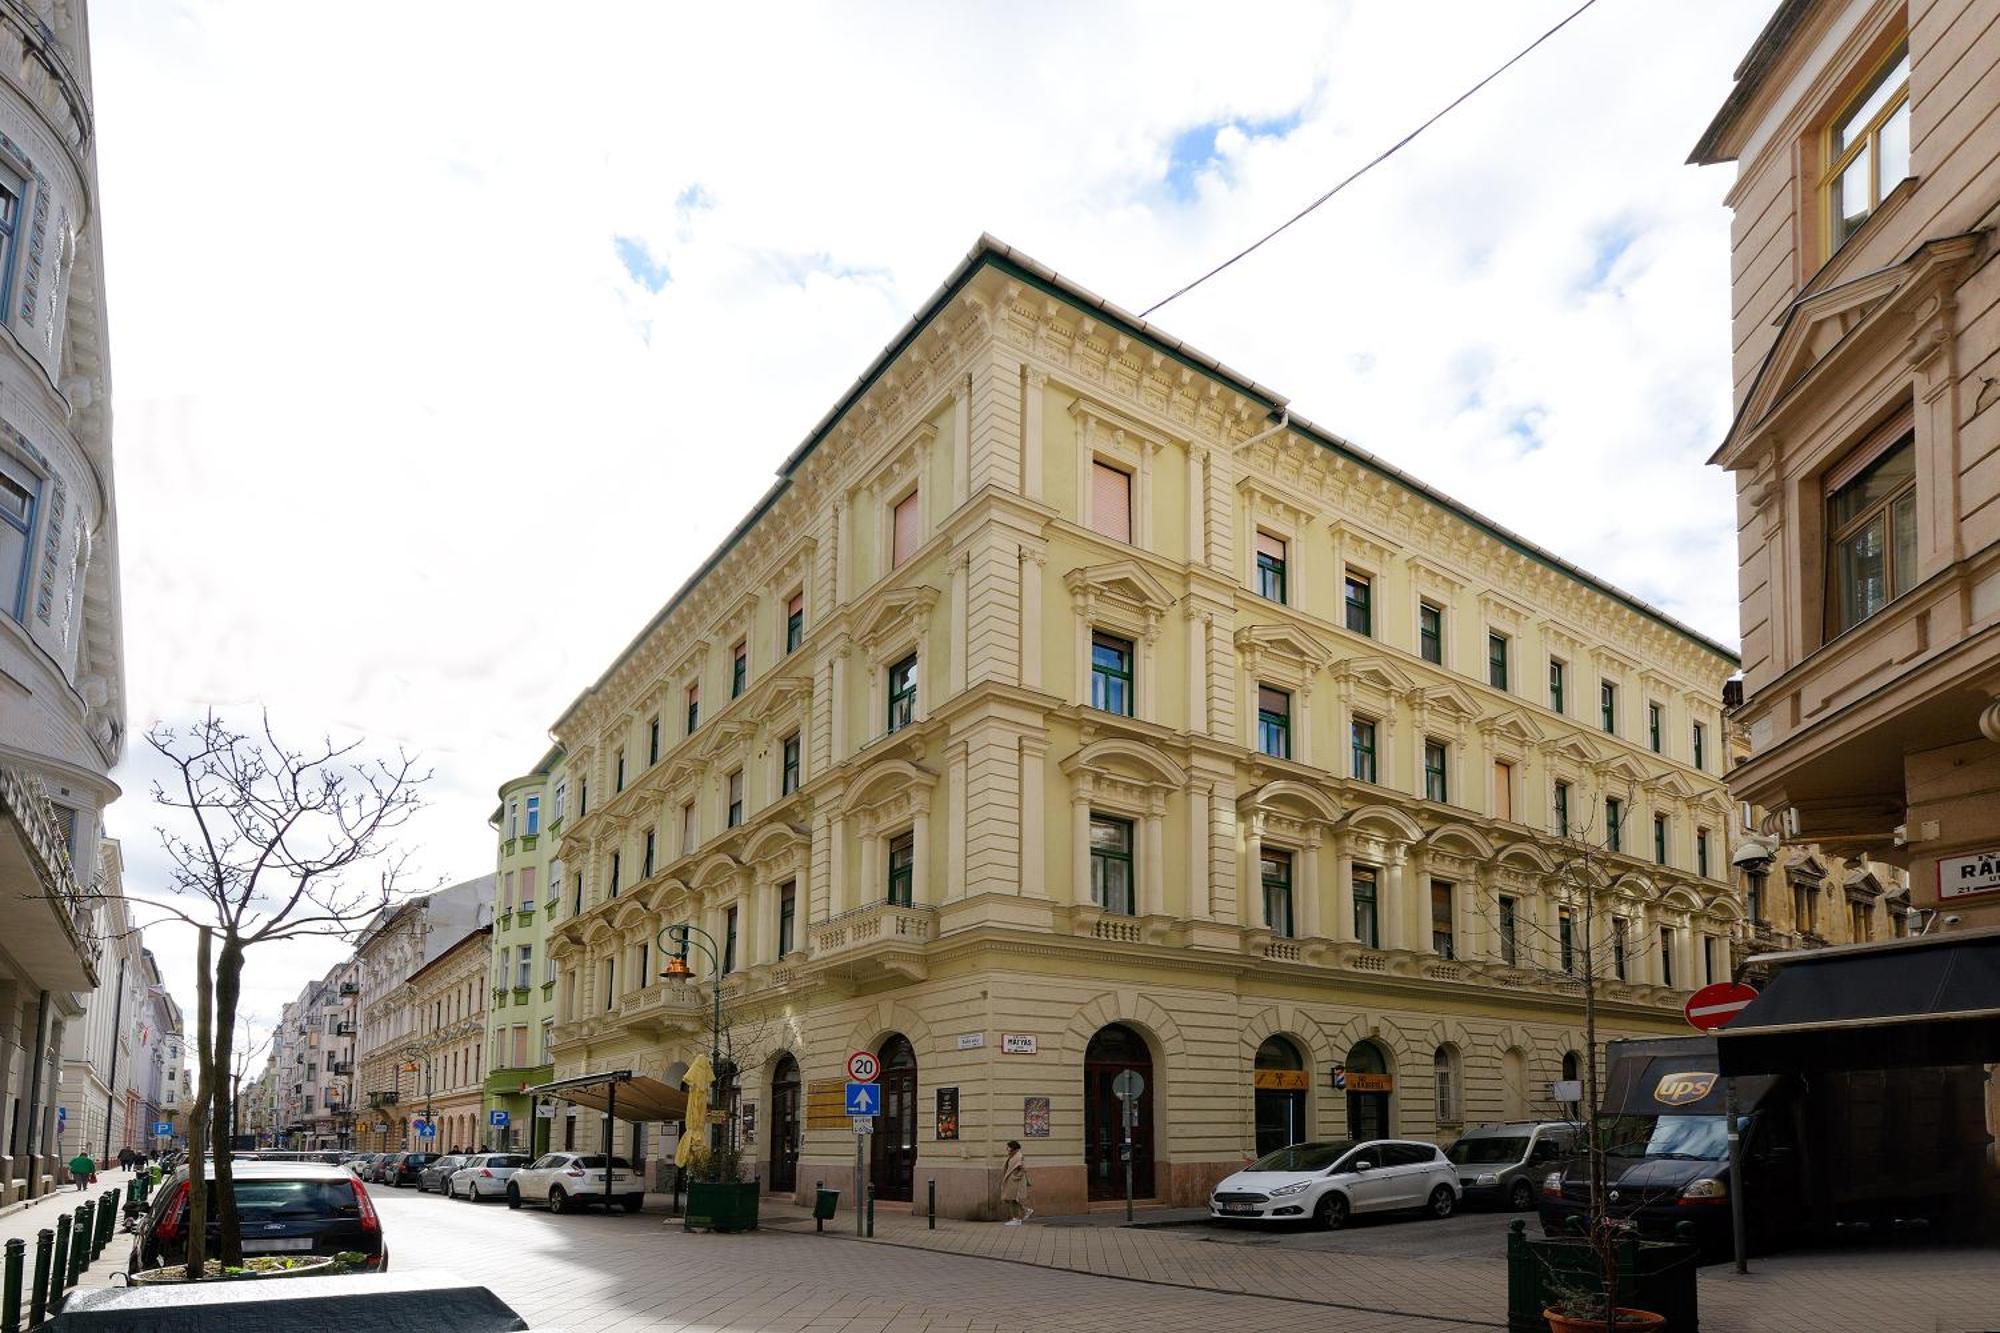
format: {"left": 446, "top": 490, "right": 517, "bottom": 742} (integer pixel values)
{"left": 68, "top": 1150, "right": 96, "bottom": 1192}
{"left": 999, "top": 1140, "right": 1032, "bottom": 1225}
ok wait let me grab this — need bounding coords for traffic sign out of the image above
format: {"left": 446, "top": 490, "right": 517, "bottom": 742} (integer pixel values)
{"left": 846, "top": 1051, "right": 880, "bottom": 1082}
{"left": 412, "top": 1118, "right": 434, "bottom": 1138}
{"left": 488, "top": 1109, "right": 510, "bottom": 1127}
{"left": 844, "top": 1082, "right": 881, "bottom": 1116}
{"left": 851, "top": 1116, "right": 874, "bottom": 1134}
{"left": 1111, "top": 1069, "right": 1145, "bottom": 1101}
{"left": 151, "top": 1121, "right": 173, "bottom": 1137}
{"left": 55, "top": 1108, "right": 65, "bottom": 1134}
{"left": 1684, "top": 981, "right": 1758, "bottom": 1032}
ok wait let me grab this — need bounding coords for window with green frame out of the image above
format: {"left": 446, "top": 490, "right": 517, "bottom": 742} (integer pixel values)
{"left": 1423, "top": 739, "right": 1448, "bottom": 803}
{"left": 1255, "top": 532, "right": 1287, "bottom": 603}
{"left": 1090, "top": 632, "right": 1134, "bottom": 716}
{"left": 886, "top": 830, "right": 914, "bottom": 906}
{"left": 1559, "top": 909, "right": 1575, "bottom": 973}
{"left": 1553, "top": 781, "right": 1570, "bottom": 838}
{"left": 1261, "top": 849, "right": 1294, "bottom": 939}
{"left": 1692, "top": 722, "right": 1706, "bottom": 772}
{"left": 1653, "top": 812, "right": 1668, "bottom": 865}
{"left": 1548, "top": 659, "right": 1566, "bottom": 714}
{"left": 1648, "top": 701, "right": 1663, "bottom": 753}
{"left": 887, "top": 654, "right": 918, "bottom": 733}
{"left": 1606, "top": 797, "right": 1624, "bottom": 853}
{"left": 1344, "top": 574, "right": 1372, "bottom": 636}
{"left": 1256, "top": 685, "right": 1291, "bottom": 759}
{"left": 1350, "top": 717, "right": 1377, "bottom": 784}
{"left": 1600, "top": 680, "right": 1617, "bottom": 734}
{"left": 1418, "top": 602, "right": 1443, "bottom": 664}
{"left": 781, "top": 733, "right": 801, "bottom": 796}
{"left": 731, "top": 641, "right": 748, "bottom": 698}
{"left": 1487, "top": 632, "right": 1509, "bottom": 690}
{"left": 1089, "top": 815, "right": 1135, "bottom": 915}
{"left": 648, "top": 716, "right": 661, "bottom": 766}
{"left": 1352, "top": 864, "right": 1380, "bottom": 948}
{"left": 786, "top": 591, "right": 805, "bottom": 654}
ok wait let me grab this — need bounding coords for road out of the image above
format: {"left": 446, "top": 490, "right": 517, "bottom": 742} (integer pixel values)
{"left": 1144, "top": 1206, "right": 1523, "bottom": 1260}
{"left": 366, "top": 1185, "right": 1495, "bottom": 1333}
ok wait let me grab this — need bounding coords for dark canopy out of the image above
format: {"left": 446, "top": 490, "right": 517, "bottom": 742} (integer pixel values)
{"left": 524, "top": 1069, "right": 688, "bottom": 1123}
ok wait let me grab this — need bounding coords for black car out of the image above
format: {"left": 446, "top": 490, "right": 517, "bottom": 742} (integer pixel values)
{"left": 387, "top": 1152, "right": 438, "bottom": 1188}
{"left": 129, "top": 1160, "right": 387, "bottom": 1274}
{"left": 417, "top": 1154, "right": 467, "bottom": 1193}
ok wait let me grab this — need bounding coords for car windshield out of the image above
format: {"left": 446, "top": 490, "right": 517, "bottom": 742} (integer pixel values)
{"left": 1248, "top": 1141, "right": 1354, "bottom": 1173}
{"left": 1602, "top": 1115, "right": 1728, "bottom": 1161}
{"left": 221, "top": 1178, "right": 358, "bottom": 1221}
{"left": 1448, "top": 1136, "right": 1530, "bottom": 1165}
{"left": 488, "top": 1155, "right": 529, "bottom": 1167}
{"left": 573, "top": 1156, "right": 632, "bottom": 1169}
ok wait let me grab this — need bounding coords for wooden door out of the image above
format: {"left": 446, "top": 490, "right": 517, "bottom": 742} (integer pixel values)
{"left": 769, "top": 1055, "right": 801, "bottom": 1193}
{"left": 869, "top": 1036, "right": 917, "bottom": 1202}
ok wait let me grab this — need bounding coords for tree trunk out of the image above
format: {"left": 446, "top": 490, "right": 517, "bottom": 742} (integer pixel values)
{"left": 184, "top": 929, "right": 213, "bottom": 1280}
{"left": 210, "top": 938, "right": 245, "bottom": 1268}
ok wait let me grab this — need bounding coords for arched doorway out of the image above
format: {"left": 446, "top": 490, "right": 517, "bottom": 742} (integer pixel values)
{"left": 769, "top": 1054, "right": 801, "bottom": 1193}
{"left": 870, "top": 1035, "right": 918, "bottom": 1202}
{"left": 1344, "top": 1040, "right": 1393, "bottom": 1140}
{"left": 1253, "top": 1035, "right": 1308, "bottom": 1156}
{"left": 1084, "top": 1024, "right": 1155, "bottom": 1201}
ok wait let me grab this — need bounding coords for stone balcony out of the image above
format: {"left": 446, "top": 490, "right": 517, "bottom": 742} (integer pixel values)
{"left": 809, "top": 902, "right": 938, "bottom": 981}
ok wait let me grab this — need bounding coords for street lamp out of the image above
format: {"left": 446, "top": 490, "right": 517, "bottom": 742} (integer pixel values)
{"left": 657, "top": 922, "right": 729, "bottom": 1167}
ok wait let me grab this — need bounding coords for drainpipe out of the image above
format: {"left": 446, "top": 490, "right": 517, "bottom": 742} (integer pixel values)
{"left": 1231, "top": 405, "right": 1291, "bottom": 456}
{"left": 102, "top": 956, "right": 126, "bottom": 1160}
{"left": 23, "top": 990, "right": 48, "bottom": 1199}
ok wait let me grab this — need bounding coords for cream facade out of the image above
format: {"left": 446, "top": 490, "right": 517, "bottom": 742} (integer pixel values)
{"left": 1692, "top": 0, "right": 2000, "bottom": 926}
{"left": 402, "top": 925, "right": 491, "bottom": 1153}
{"left": 544, "top": 239, "right": 1744, "bottom": 1218}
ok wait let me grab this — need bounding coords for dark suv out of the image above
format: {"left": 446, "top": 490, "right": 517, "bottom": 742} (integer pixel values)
{"left": 130, "top": 1160, "right": 386, "bottom": 1274}
{"left": 386, "top": 1152, "right": 438, "bottom": 1188}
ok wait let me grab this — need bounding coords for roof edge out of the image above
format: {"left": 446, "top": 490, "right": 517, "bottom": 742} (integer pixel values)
{"left": 1689, "top": 0, "right": 1817, "bottom": 165}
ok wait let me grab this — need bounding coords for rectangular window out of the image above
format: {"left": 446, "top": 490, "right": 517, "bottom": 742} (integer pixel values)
{"left": 1352, "top": 865, "right": 1380, "bottom": 948}
{"left": 781, "top": 733, "right": 801, "bottom": 796}
{"left": 1492, "top": 760, "right": 1513, "bottom": 822}
{"left": 1430, "top": 880, "right": 1455, "bottom": 959}
{"left": 1090, "top": 461, "right": 1132, "bottom": 543}
{"left": 614, "top": 750, "right": 626, "bottom": 793}
{"left": 1548, "top": 659, "right": 1566, "bottom": 714}
{"left": 1703, "top": 935, "right": 1719, "bottom": 985}
{"left": 1613, "top": 917, "right": 1629, "bottom": 980}
{"left": 1498, "top": 895, "right": 1518, "bottom": 966}
{"left": 886, "top": 831, "right": 915, "bottom": 906}
{"left": 508, "top": 799, "right": 519, "bottom": 840}
{"left": 1825, "top": 42, "right": 1911, "bottom": 249}
{"left": 731, "top": 640, "right": 747, "bottom": 698}
{"left": 686, "top": 683, "right": 700, "bottom": 735}
{"left": 1654, "top": 813, "right": 1669, "bottom": 866}
{"left": 681, "top": 801, "right": 696, "bottom": 855}
{"left": 1089, "top": 815, "right": 1135, "bottom": 916}
{"left": 648, "top": 717, "right": 661, "bottom": 766}
{"left": 1795, "top": 883, "right": 1819, "bottom": 934}
{"left": 1488, "top": 632, "right": 1509, "bottom": 690}
{"left": 1255, "top": 685, "right": 1292, "bottom": 760}
{"left": 1261, "top": 849, "right": 1294, "bottom": 939}
{"left": 1692, "top": 722, "right": 1706, "bottom": 772}
{"left": 1605, "top": 797, "right": 1624, "bottom": 853}
{"left": 553, "top": 781, "right": 567, "bottom": 823}
{"left": 573, "top": 873, "right": 584, "bottom": 917}
{"left": 1746, "top": 870, "right": 1765, "bottom": 924}
{"left": 608, "top": 852, "right": 621, "bottom": 898}
{"left": 1553, "top": 781, "right": 1571, "bottom": 838}
{"left": 519, "top": 865, "right": 535, "bottom": 913}
{"left": 541, "top": 1018, "right": 554, "bottom": 1061}
{"left": 1090, "top": 632, "right": 1134, "bottom": 716}
{"left": 1696, "top": 829, "right": 1711, "bottom": 878}
{"left": 887, "top": 654, "right": 918, "bottom": 733}
{"left": 1350, "top": 718, "right": 1377, "bottom": 784}
{"left": 727, "top": 770, "right": 744, "bottom": 828}
{"left": 525, "top": 795, "right": 540, "bottom": 836}
{"left": 1850, "top": 901, "right": 1871, "bottom": 943}
{"left": 1659, "top": 928, "right": 1674, "bottom": 988}
{"left": 1423, "top": 739, "right": 1448, "bottom": 803}
{"left": 1418, "top": 602, "right": 1443, "bottom": 664}
{"left": 512, "top": 1025, "right": 529, "bottom": 1068}
{"left": 723, "top": 906, "right": 739, "bottom": 973}
{"left": 1344, "top": 574, "right": 1372, "bottom": 636}
{"left": 1600, "top": 681, "right": 1617, "bottom": 734}
{"left": 778, "top": 881, "right": 797, "bottom": 957}
{"left": 1558, "top": 909, "right": 1575, "bottom": 973}
{"left": 1648, "top": 702, "right": 1663, "bottom": 753}
{"left": 1, "top": 447, "right": 36, "bottom": 622}
{"left": 1828, "top": 434, "right": 1916, "bottom": 635}
{"left": 642, "top": 829, "right": 656, "bottom": 879}
{"left": 786, "top": 592, "right": 805, "bottom": 654}
{"left": 517, "top": 944, "right": 533, "bottom": 991}
{"left": 891, "top": 490, "right": 921, "bottom": 568}
{"left": 1255, "top": 532, "right": 1287, "bottom": 603}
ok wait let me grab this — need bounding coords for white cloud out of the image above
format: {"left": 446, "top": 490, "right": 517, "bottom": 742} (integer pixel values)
{"left": 92, "top": 0, "right": 1764, "bottom": 1044}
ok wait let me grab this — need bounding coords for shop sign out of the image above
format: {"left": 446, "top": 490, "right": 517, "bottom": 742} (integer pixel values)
{"left": 1253, "top": 1070, "right": 1310, "bottom": 1091}
{"left": 1022, "top": 1096, "right": 1050, "bottom": 1138}
{"left": 806, "top": 1077, "right": 850, "bottom": 1131}
{"left": 1331, "top": 1067, "right": 1393, "bottom": 1094}
{"left": 1938, "top": 849, "right": 2000, "bottom": 899}
{"left": 1001, "top": 1033, "right": 1038, "bottom": 1055}
{"left": 741, "top": 1103, "right": 756, "bottom": 1144}
{"left": 935, "top": 1087, "right": 959, "bottom": 1140}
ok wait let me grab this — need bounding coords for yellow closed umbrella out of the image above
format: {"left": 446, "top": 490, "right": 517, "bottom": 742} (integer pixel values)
{"left": 676, "top": 1054, "right": 714, "bottom": 1170}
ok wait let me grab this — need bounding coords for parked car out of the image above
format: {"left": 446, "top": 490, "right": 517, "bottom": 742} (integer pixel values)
{"left": 129, "top": 1159, "right": 387, "bottom": 1275}
{"left": 506, "top": 1153, "right": 642, "bottom": 1214}
{"left": 370, "top": 1152, "right": 406, "bottom": 1184}
{"left": 385, "top": 1152, "right": 439, "bottom": 1188}
{"left": 1208, "top": 1139, "right": 1460, "bottom": 1228}
{"left": 418, "top": 1154, "right": 468, "bottom": 1192}
{"left": 449, "top": 1153, "right": 531, "bottom": 1201}
{"left": 1446, "top": 1122, "right": 1576, "bottom": 1211}
{"left": 346, "top": 1152, "right": 379, "bottom": 1178}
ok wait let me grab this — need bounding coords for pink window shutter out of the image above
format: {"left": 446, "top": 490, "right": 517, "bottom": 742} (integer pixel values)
{"left": 893, "top": 492, "right": 921, "bottom": 566}
{"left": 1092, "top": 462, "right": 1132, "bottom": 542}
{"left": 788, "top": 592, "right": 803, "bottom": 618}
{"left": 1256, "top": 531, "right": 1285, "bottom": 561}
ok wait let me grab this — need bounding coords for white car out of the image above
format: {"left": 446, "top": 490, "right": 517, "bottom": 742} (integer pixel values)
{"left": 1209, "top": 1139, "right": 1460, "bottom": 1228}
{"left": 449, "top": 1152, "right": 532, "bottom": 1201}
{"left": 505, "top": 1152, "right": 643, "bottom": 1214}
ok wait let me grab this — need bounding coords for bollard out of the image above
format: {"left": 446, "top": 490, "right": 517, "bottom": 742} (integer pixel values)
{"left": 70, "top": 1203, "right": 92, "bottom": 1285}
{"left": 815, "top": 1180, "right": 824, "bottom": 1233}
{"left": 3, "top": 1237, "right": 22, "bottom": 1333}
{"left": 928, "top": 1178, "right": 935, "bottom": 1230}
{"left": 865, "top": 1183, "right": 875, "bottom": 1239}
{"left": 99, "top": 1189, "right": 117, "bottom": 1254}
{"left": 28, "top": 1231, "right": 49, "bottom": 1330}
{"left": 49, "top": 1215, "right": 70, "bottom": 1311}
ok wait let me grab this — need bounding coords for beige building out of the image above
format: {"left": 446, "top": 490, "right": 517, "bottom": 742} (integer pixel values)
{"left": 402, "top": 925, "right": 491, "bottom": 1153}
{"left": 1692, "top": 0, "right": 2000, "bottom": 927}
{"left": 544, "top": 238, "right": 1744, "bottom": 1218}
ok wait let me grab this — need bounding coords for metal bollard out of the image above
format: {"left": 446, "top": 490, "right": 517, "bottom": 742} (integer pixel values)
{"left": 865, "top": 1183, "right": 875, "bottom": 1239}
{"left": 815, "top": 1180, "right": 824, "bottom": 1233}
{"left": 3, "top": 1237, "right": 23, "bottom": 1333}
{"left": 28, "top": 1231, "right": 49, "bottom": 1329}
{"left": 49, "top": 1215, "right": 70, "bottom": 1309}
{"left": 99, "top": 1189, "right": 117, "bottom": 1254}
{"left": 71, "top": 1203, "right": 92, "bottom": 1284}
{"left": 928, "top": 1178, "right": 935, "bottom": 1230}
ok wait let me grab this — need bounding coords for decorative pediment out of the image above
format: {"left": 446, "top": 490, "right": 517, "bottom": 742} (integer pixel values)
{"left": 1333, "top": 654, "right": 1417, "bottom": 698}
{"left": 689, "top": 851, "right": 745, "bottom": 891}
{"left": 1239, "top": 778, "right": 1340, "bottom": 825}
{"left": 1234, "top": 622, "right": 1331, "bottom": 673}
{"left": 1642, "top": 768, "right": 1702, "bottom": 802}
{"left": 1326, "top": 518, "right": 1397, "bottom": 572}
{"left": 1061, "top": 736, "right": 1188, "bottom": 791}
{"left": 698, "top": 717, "right": 756, "bottom": 762}
{"left": 1549, "top": 732, "right": 1604, "bottom": 767}
{"left": 1063, "top": 559, "right": 1175, "bottom": 619}
{"left": 841, "top": 758, "right": 937, "bottom": 814}
{"left": 1070, "top": 396, "right": 1174, "bottom": 454}
{"left": 854, "top": 583, "right": 939, "bottom": 650}
{"left": 1478, "top": 589, "right": 1534, "bottom": 629}
{"left": 1786, "top": 854, "right": 1827, "bottom": 887}
{"left": 764, "top": 674, "right": 814, "bottom": 713}
{"left": 1411, "top": 681, "right": 1479, "bottom": 722}
{"left": 1598, "top": 752, "right": 1649, "bottom": 787}
{"left": 1406, "top": 556, "right": 1467, "bottom": 600}
{"left": 742, "top": 821, "right": 809, "bottom": 867}
{"left": 1478, "top": 708, "right": 1546, "bottom": 747}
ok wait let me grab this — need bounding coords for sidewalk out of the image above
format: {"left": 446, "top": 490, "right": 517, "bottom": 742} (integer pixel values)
{"left": 0, "top": 1168, "right": 138, "bottom": 1297}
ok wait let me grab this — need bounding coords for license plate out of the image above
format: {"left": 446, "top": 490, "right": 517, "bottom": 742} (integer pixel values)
{"left": 241, "top": 1238, "right": 313, "bottom": 1253}
{"left": 1220, "top": 1202, "right": 1256, "bottom": 1215}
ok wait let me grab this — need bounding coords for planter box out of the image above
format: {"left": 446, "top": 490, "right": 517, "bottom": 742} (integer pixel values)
{"left": 683, "top": 1180, "right": 759, "bottom": 1233}
{"left": 1505, "top": 1222, "right": 1699, "bottom": 1333}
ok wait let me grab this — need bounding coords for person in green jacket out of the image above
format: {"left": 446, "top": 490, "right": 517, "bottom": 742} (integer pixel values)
{"left": 67, "top": 1150, "right": 94, "bottom": 1191}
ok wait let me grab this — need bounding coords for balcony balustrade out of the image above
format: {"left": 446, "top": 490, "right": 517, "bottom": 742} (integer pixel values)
{"left": 809, "top": 901, "right": 938, "bottom": 980}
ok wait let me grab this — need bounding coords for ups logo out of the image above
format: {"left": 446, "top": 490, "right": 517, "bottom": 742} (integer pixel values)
{"left": 1654, "top": 1072, "right": 1717, "bottom": 1106}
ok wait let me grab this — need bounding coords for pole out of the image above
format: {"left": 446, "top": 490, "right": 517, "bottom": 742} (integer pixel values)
{"left": 1725, "top": 1076, "right": 1748, "bottom": 1274}
{"left": 854, "top": 1133, "right": 864, "bottom": 1237}
{"left": 928, "top": 1177, "right": 935, "bottom": 1230}
{"left": 604, "top": 1081, "right": 616, "bottom": 1207}
{"left": 23, "top": 992, "right": 48, "bottom": 1199}
{"left": 1123, "top": 1106, "right": 1134, "bottom": 1224}
{"left": 102, "top": 957, "right": 126, "bottom": 1161}
{"left": 866, "top": 1182, "right": 875, "bottom": 1238}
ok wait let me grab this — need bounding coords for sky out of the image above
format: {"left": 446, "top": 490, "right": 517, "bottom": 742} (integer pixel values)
{"left": 89, "top": 0, "right": 1771, "bottom": 1059}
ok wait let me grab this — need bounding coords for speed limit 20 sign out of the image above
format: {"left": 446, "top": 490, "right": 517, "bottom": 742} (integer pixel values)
{"left": 846, "top": 1050, "right": 881, "bottom": 1083}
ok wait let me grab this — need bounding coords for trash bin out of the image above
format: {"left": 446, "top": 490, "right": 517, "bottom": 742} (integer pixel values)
{"left": 813, "top": 1187, "right": 840, "bottom": 1225}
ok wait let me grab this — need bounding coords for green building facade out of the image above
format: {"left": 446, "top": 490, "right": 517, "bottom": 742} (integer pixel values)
{"left": 482, "top": 745, "right": 565, "bottom": 1154}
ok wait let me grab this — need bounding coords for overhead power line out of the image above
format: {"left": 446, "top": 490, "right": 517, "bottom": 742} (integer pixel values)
{"left": 1140, "top": 0, "right": 1602, "bottom": 318}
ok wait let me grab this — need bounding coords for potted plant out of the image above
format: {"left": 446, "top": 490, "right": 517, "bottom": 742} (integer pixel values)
{"left": 684, "top": 1144, "right": 759, "bottom": 1233}
{"left": 1543, "top": 1279, "right": 1667, "bottom": 1332}
{"left": 129, "top": 1254, "right": 337, "bottom": 1286}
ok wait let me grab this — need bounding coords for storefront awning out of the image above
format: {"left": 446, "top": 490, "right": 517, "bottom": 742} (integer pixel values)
{"left": 524, "top": 1070, "right": 688, "bottom": 1124}
{"left": 1717, "top": 927, "right": 2000, "bottom": 1076}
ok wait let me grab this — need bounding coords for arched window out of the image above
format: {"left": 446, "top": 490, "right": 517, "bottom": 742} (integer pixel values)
{"left": 1559, "top": 1050, "right": 1583, "bottom": 1110}
{"left": 1433, "top": 1045, "right": 1462, "bottom": 1125}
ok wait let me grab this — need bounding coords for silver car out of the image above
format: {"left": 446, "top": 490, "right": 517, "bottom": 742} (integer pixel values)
{"left": 449, "top": 1152, "right": 531, "bottom": 1201}
{"left": 1446, "top": 1122, "right": 1576, "bottom": 1211}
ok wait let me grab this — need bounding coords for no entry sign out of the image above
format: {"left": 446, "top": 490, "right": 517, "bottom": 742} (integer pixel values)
{"left": 1684, "top": 981, "right": 1757, "bottom": 1031}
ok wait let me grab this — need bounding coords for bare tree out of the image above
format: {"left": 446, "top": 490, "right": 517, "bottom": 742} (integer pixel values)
{"left": 137, "top": 711, "right": 427, "bottom": 1276}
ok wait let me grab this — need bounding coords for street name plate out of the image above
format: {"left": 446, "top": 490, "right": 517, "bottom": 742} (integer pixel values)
{"left": 851, "top": 1116, "right": 874, "bottom": 1134}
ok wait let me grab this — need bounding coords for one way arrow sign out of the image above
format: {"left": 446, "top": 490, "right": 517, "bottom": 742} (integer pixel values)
{"left": 845, "top": 1082, "right": 880, "bottom": 1116}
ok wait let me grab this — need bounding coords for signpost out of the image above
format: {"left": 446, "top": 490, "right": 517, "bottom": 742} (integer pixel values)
{"left": 1683, "top": 981, "right": 1758, "bottom": 1032}
{"left": 847, "top": 1052, "right": 878, "bottom": 1237}
{"left": 846, "top": 1051, "right": 881, "bottom": 1082}
{"left": 151, "top": 1121, "right": 172, "bottom": 1138}
{"left": 488, "top": 1109, "right": 511, "bottom": 1128}
{"left": 1683, "top": 977, "right": 1760, "bottom": 1278}
{"left": 1111, "top": 1068, "right": 1144, "bottom": 1222}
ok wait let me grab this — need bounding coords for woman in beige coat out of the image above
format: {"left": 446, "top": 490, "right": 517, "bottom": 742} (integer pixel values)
{"left": 1000, "top": 1140, "right": 1033, "bottom": 1224}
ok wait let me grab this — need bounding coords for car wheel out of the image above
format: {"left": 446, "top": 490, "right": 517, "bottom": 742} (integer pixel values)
{"left": 1509, "top": 1179, "right": 1535, "bottom": 1212}
{"left": 506, "top": 1183, "right": 522, "bottom": 1210}
{"left": 622, "top": 1194, "right": 644, "bottom": 1214}
{"left": 547, "top": 1187, "right": 569, "bottom": 1215}
{"left": 1315, "top": 1192, "right": 1349, "bottom": 1230}
{"left": 1427, "top": 1186, "right": 1456, "bottom": 1219}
